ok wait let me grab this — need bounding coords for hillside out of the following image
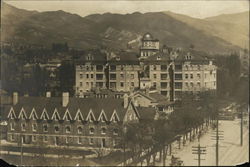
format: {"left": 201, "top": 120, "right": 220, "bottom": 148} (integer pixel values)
{"left": 165, "top": 11, "right": 249, "bottom": 50}
{"left": 1, "top": 3, "right": 246, "bottom": 54}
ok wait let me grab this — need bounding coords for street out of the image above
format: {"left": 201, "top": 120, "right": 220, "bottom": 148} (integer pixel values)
{"left": 167, "top": 119, "right": 249, "bottom": 166}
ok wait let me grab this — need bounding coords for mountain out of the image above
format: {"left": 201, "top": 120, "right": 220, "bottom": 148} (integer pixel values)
{"left": 1, "top": 3, "right": 247, "bottom": 54}
{"left": 165, "top": 11, "right": 249, "bottom": 50}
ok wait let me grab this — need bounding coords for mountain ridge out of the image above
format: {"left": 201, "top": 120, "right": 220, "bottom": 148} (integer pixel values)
{"left": 1, "top": 2, "right": 248, "bottom": 54}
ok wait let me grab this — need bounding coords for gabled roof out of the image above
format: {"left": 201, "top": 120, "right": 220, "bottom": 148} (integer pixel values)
{"left": 137, "top": 107, "right": 156, "bottom": 120}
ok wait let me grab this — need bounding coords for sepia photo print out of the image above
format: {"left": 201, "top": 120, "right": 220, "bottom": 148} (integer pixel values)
{"left": 0, "top": 0, "right": 249, "bottom": 166}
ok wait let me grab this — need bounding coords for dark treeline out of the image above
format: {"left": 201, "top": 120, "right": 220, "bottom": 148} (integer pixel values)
{"left": 215, "top": 53, "right": 249, "bottom": 105}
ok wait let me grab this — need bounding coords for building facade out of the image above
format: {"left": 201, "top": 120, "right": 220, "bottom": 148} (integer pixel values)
{"left": 5, "top": 92, "right": 155, "bottom": 150}
{"left": 75, "top": 33, "right": 217, "bottom": 101}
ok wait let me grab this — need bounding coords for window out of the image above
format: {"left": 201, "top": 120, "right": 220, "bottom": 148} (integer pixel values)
{"left": 86, "top": 66, "right": 89, "bottom": 71}
{"left": 190, "top": 82, "right": 194, "bottom": 87}
{"left": 153, "top": 65, "right": 157, "bottom": 70}
{"left": 185, "top": 82, "right": 189, "bottom": 87}
{"left": 10, "top": 122, "right": 15, "bottom": 131}
{"left": 11, "top": 134, "right": 14, "bottom": 141}
{"left": 91, "top": 74, "right": 94, "bottom": 78}
{"left": 175, "top": 82, "right": 182, "bottom": 89}
{"left": 131, "top": 74, "right": 134, "bottom": 79}
{"left": 197, "top": 82, "right": 201, "bottom": 87}
{"left": 197, "top": 73, "right": 201, "bottom": 79}
{"left": 131, "top": 82, "right": 134, "bottom": 87}
{"left": 80, "top": 82, "right": 83, "bottom": 87}
{"left": 110, "top": 65, "right": 116, "bottom": 71}
{"left": 161, "top": 65, "right": 167, "bottom": 71}
{"left": 32, "top": 136, "right": 37, "bottom": 142}
{"left": 110, "top": 74, "right": 116, "bottom": 80}
{"left": 43, "top": 136, "right": 48, "bottom": 142}
{"left": 65, "top": 126, "right": 71, "bottom": 133}
{"left": 55, "top": 125, "right": 59, "bottom": 133}
{"left": 190, "top": 74, "right": 193, "bottom": 79}
{"left": 89, "top": 138, "right": 94, "bottom": 145}
{"left": 66, "top": 137, "right": 69, "bottom": 144}
{"left": 86, "top": 82, "right": 89, "bottom": 87}
{"left": 101, "top": 127, "right": 106, "bottom": 135}
{"left": 153, "top": 74, "right": 157, "bottom": 79}
{"left": 185, "top": 74, "right": 188, "bottom": 79}
{"left": 21, "top": 123, "right": 26, "bottom": 131}
{"left": 120, "top": 82, "right": 124, "bottom": 87}
{"left": 87, "top": 74, "right": 89, "bottom": 78}
{"left": 32, "top": 124, "right": 37, "bottom": 132}
{"left": 78, "top": 137, "right": 82, "bottom": 144}
{"left": 174, "top": 74, "right": 182, "bottom": 80}
{"left": 96, "top": 65, "right": 103, "bottom": 71}
{"left": 113, "top": 129, "right": 118, "bottom": 135}
{"left": 153, "top": 82, "right": 157, "bottom": 88}
{"left": 43, "top": 124, "right": 48, "bottom": 132}
{"left": 161, "top": 74, "right": 168, "bottom": 80}
{"left": 80, "top": 74, "right": 83, "bottom": 79}
{"left": 120, "top": 74, "right": 124, "bottom": 78}
{"left": 161, "top": 82, "right": 168, "bottom": 89}
{"left": 96, "top": 74, "right": 103, "bottom": 80}
{"left": 77, "top": 126, "right": 83, "bottom": 134}
{"left": 89, "top": 127, "right": 94, "bottom": 134}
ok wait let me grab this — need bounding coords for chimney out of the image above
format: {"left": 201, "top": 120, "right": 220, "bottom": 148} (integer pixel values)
{"left": 62, "top": 92, "right": 69, "bottom": 107}
{"left": 46, "top": 92, "right": 51, "bottom": 98}
{"left": 13, "top": 92, "right": 18, "bottom": 105}
{"left": 123, "top": 93, "right": 129, "bottom": 108}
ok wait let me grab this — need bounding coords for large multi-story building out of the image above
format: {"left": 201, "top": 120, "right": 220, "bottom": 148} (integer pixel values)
{"left": 75, "top": 33, "right": 217, "bottom": 101}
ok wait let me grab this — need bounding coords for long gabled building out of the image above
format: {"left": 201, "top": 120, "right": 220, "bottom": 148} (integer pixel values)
{"left": 4, "top": 92, "right": 156, "bottom": 150}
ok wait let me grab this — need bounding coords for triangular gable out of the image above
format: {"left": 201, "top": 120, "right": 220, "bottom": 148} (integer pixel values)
{"left": 97, "top": 109, "right": 108, "bottom": 122}
{"left": 63, "top": 109, "right": 72, "bottom": 121}
{"left": 29, "top": 108, "right": 38, "bottom": 120}
{"left": 51, "top": 108, "right": 60, "bottom": 120}
{"left": 133, "top": 92, "right": 155, "bottom": 102}
{"left": 18, "top": 107, "right": 27, "bottom": 119}
{"left": 86, "top": 109, "right": 96, "bottom": 122}
{"left": 110, "top": 109, "right": 120, "bottom": 122}
{"left": 7, "top": 107, "right": 16, "bottom": 119}
{"left": 123, "top": 100, "right": 140, "bottom": 122}
{"left": 40, "top": 108, "right": 49, "bottom": 120}
{"left": 74, "top": 109, "right": 84, "bottom": 121}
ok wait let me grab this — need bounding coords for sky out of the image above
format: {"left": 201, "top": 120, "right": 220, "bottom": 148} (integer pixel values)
{"left": 4, "top": 0, "right": 249, "bottom": 19}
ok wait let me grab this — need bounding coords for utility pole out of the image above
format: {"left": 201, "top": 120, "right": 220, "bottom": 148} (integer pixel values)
{"left": 211, "top": 118, "right": 224, "bottom": 166}
{"left": 192, "top": 144, "right": 206, "bottom": 166}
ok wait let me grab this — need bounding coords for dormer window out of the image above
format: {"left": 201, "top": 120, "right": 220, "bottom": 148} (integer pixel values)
{"left": 101, "top": 127, "right": 106, "bottom": 135}
{"left": 77, "top": 126, "right": 83, "bottom": 134}
{"left": 55, "top": 125, "right": 59, "bottom": 133}
{"left": 89, "top": 127, "right": 94, "bottom": 134}
{"left": 10, "top": 122, "right": 15, "bottom": 131}
{"left": 113, "top": 129, "right": 118, "bottom": 135}
{"left": 32, "top": 123, "right": 37, "bottom": 132}
{"left": 65, "top": 126, "right": 71, "bottom": 133}
{"left": 43, "top": 124, "right": 48, "bottom": 132}
{"left": 21, "top": 123, "right": 26, "bottom": 131}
